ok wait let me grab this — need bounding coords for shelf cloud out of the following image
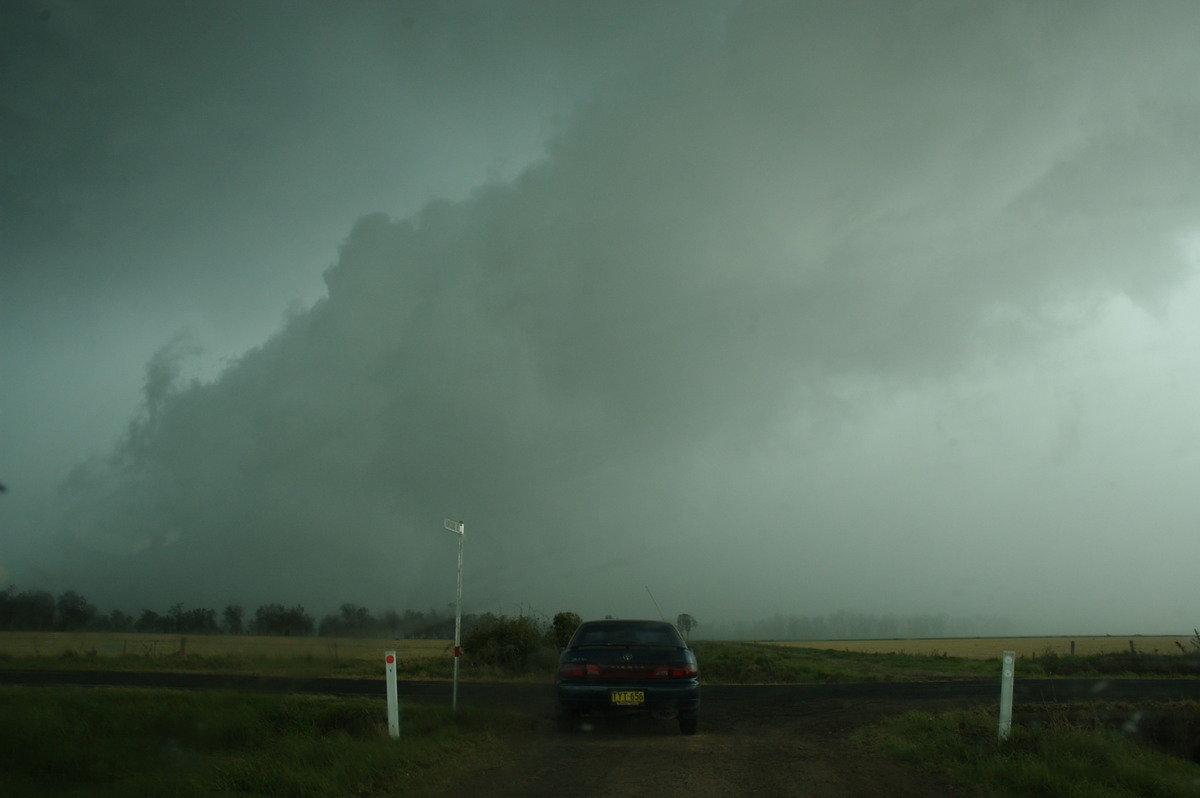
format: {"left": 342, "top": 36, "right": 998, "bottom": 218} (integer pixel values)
{"left": 26, "top": 1, "right": 1200, "bottom": 632}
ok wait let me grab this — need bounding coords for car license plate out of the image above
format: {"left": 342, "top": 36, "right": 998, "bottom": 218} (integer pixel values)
{"left": 610, "top": 690, "right": 645, "bottom": 706}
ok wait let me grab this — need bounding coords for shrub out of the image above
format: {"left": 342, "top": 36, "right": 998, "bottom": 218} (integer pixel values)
{"left": 462, "top": 614, "right": 550, "bottom": 673}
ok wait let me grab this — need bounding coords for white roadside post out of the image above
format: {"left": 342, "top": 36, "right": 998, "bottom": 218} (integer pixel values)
{"left": 443, "top": 518, "right": 465, "bottom": 713}
{"left": 998, "top": 650, "right": 1015, "bottom": 740}
{"left": 385, "top": 651, "right": 400, "bottom": 738}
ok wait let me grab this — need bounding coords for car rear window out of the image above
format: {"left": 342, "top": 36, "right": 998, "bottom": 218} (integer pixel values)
{"left": 570, "top": 621, "right": 684, "bottom": 647}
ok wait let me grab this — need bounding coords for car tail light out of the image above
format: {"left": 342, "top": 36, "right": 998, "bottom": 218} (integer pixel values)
{"left": 559, "top": 662, "right": 601, "bottom": 679}
{"left": 667, "top": 662, "right": 698, "bottom": 678}
{"left": 651, "top": 661, "right": 698, "bottom": 678}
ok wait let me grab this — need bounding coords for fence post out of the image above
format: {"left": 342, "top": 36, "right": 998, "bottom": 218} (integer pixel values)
{"left": 385, "top": 651, "right": 400, "bottom": 738}
{"left": 998, "top": 650, "right": 1015, "bottom": 740}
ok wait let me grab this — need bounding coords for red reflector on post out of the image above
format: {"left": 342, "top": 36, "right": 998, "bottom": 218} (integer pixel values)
{"left": 454, "top": 646, "right": 461, "bottom": 657}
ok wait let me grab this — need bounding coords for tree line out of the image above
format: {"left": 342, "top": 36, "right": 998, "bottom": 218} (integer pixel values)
{"left": 0, "top": 586, "right": 462, "bottom": 638}
{"left": 1, "top": 585, "right": 1006, "bottom": 641}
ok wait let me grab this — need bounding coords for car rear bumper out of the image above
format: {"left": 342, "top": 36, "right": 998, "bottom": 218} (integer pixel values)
{"left": 556, "top": 679, "right": 701, "bottom": 714}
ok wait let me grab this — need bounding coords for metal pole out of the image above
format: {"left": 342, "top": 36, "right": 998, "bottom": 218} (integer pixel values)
{"left": 444, "top": 518, "right": 465, "bottom": 713}
{"left": 453, "top": 525, "right": 464, "bottom": 713}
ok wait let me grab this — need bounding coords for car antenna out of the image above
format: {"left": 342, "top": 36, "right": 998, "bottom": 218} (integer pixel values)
{"left": 644, "top": 586, "right": 665, "bottom": 621}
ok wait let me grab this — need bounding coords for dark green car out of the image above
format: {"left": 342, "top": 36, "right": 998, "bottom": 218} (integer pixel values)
{"left": 555, "top": 619, "right": 700, "bottom": 735}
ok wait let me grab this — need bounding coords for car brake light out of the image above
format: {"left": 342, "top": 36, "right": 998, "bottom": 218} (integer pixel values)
{"left": 651, "top": 662, "right": 698, "bottom": 678}
{"left": 559, "top": 662, "right": 601, "bottom": 678}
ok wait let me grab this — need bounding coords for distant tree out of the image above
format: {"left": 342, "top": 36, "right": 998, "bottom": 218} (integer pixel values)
{"left": 6, "top": 589, "right": 57, "bottom": 630}
{"left": 0, "top": 586, "right": 18, "bottom": 630}
{"left": 903, "top": 613, "right": 947, "bottom": 639}
{"left": 106, "top": 609, "right": 134, "bottom": 633}
{"left": 171, "top": 605, "right": 219, "bottom": 634}
{"left": 676, "top": 613, "right": 697, "bottom": 639}
{"left": 167, "top": 603, "right": 186, "bottom": 632}
{"left": 380, "top": 610, "right": 402, "bottom": 635}
{"left": 548, "top": 611, "right": 583, "bottom": 647}
{"left": 56, "top": 590, "right": 96, "bottom": 631}
{"left": 135, "top": 609, "right": 165, "bottom": 633}
{"left": 223, "top": 605, "right": 244, "bottom": 635}
{"left": 254, "top": 604, "right": 280, "bottom": 635}
{"left": 411, "top": 609, "right": 456, "bottom": 639}
{"left": 383, "top": 608, "right": 453, "bottom": 639}
{"left": 342, "top": 604, "right": 374, "bottom": 634}
{"left": 317, "top": 612, "right": 341, "bottom": 636}
{"left": 876, "top": 613, "right": 900, "bottom": 639}
{"left": 253, "top": 603, "right": 314, "bottom": 636}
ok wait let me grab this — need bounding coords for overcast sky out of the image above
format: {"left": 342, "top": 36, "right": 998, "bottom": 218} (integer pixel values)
{"left": 3, "top": 0, "right": 1200, "bottom": 636}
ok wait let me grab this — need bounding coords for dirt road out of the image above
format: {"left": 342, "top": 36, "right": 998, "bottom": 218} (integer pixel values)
{"left": 7, "top": 671, "right": 1195, "bottom": 795}
{"left": 447, "top": 679, "right": 1200, "bottom": 795}
{"left": 450, "top": 690, "right": 960, "bottom": 798}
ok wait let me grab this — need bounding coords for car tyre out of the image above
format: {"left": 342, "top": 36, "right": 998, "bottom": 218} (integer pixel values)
{"left": 679, "top": 713, "right": 697, "bottom": 736}
{"left": 556, "top": 709, "right": 576, "bottom": 733}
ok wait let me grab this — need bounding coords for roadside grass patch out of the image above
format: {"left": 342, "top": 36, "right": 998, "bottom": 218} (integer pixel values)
{"left": 767, "top": 636, "right": 1195, "bottom": 659}
{"left": 0, "top": 686, "right": 533, "bottom": 797}
{"left": 866, "top": 705, "right": 1200, "bottom": 798}
{"left": 4, "top": 633, "right": 1198, "bottom": 685}
{"left": 693, "top": 641, "right": 995, "bottom": 683}
{"left": 0, "top": 632, "right": 448, "bottom": 672}
{"left": 1023, "top": 651, "right": 1200, "bottom": 678}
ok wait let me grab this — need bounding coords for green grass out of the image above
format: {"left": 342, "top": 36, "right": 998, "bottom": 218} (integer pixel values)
{"left": 0, "top": 643, "right": 560, "bottom": 682}
{"left": 692, "top": 641, "right": 1000, "bottom": 683}
{"left": 1019, "top": 651, "right": 1200, "bottom": 678}
{"left": 0, "top": 686, "right": 535, "bottom": 797}
{"left": 0, "top": 648, "right": 479, "bottom": 681}
{"left": 866, "top": 705, "right": 1200, "bottom": 797}
{"left": 4, "top": 649, "right": 1198, "bottom": 797}
{"left": 4, "top": 638, "right": 1198, "bottom": 684}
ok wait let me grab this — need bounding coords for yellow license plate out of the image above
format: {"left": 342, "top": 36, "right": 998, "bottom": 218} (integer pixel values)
{"left": 610, "top": 690, "right": 645, "bottom": 706}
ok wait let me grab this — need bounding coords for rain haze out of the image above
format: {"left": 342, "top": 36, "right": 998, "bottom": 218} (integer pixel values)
{"left": 3, "top": 0, "right": 1200, "bottom": 636}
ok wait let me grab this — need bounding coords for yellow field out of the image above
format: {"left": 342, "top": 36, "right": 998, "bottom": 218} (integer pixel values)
{"left": 0, "top": 631, "right": 452, "bottom": 662}
{"left": 763, "top": 636, "right": 1194, "bottom": 659}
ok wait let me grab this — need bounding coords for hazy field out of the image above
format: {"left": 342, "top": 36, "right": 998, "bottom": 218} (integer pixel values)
{"left": 3, "top": 632, "right": 1194, "bottom": 665}
{"left": 0, "top": 631, "right": 449, "bottom": 662}
{"left": 765, "top": 635, "right": 1195, "bottom": 659}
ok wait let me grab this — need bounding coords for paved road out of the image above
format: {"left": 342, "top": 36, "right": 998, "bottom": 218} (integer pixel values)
{"left": 3, "top": 669, "right": 1199, "bottom": 706}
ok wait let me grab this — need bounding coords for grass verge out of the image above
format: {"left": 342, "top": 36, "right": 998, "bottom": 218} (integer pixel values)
{"left": 0, "top": 686, "right": 535, "bottom": 797}
{"left": 693, "top": 641, "right": 999, "bottom": 683}
{"left": 863, "top": 704, "right": 1200, "bottom": 797}
{"left": 3, "top": 635, "right": 1198, "bottom": 683}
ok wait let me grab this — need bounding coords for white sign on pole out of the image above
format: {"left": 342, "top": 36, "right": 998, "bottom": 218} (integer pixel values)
{"left": 998, "top": 650, "right": 1015, "bottom": 740}
{"left": 385, "top": 650, "right": 400, "bottom": 738}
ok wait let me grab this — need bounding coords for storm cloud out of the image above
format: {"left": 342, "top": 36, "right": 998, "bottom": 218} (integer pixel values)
{"left": 10, "top": 1, "right": 1200, "bottom": 632}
